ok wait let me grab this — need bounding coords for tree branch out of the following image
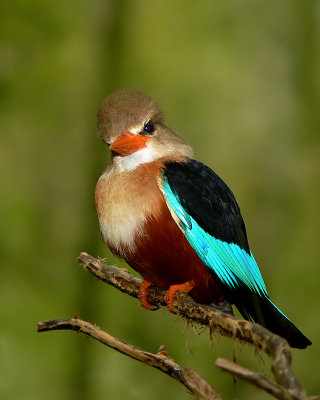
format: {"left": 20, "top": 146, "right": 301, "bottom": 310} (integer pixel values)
{"left": 215, "top": 358, "right": 294, "bottom": 400}
{"left": 75, "top": 252, "right": 312, "bottom": 400}
{"left": 37, "top": 318, "right": 222, "bottom": 400}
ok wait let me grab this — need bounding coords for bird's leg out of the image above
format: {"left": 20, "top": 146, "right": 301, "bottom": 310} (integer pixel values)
{"left": 165, "top": 280, "right": 196, "bottom": 312}
{"left": 138, "top": 280, "right": 153, "bottom": 309}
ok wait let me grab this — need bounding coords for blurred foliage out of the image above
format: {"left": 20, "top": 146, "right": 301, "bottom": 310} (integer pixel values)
{"left": 0, "top": 0, "right": 319, "bottom": 399}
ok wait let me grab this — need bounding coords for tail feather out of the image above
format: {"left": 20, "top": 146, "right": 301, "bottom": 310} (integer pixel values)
{"left": 235, "top": 293, "right": 311, "bottom": 349}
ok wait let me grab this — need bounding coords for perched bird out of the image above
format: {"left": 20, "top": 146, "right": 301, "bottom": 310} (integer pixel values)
{"left": 95, "top": 90, "right": 311, "bottom": 349}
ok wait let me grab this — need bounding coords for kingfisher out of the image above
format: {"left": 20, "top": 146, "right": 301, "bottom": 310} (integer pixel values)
{"left": 95, "top": 90, "right": 311, "bottom": 349}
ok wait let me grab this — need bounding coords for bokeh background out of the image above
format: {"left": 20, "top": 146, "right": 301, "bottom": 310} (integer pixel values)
{"left": 1, "top": 1, "right": 319, "bottom": 399}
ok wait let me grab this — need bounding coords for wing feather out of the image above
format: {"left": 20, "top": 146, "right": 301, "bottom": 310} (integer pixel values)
{"left": 161, "top": 160, "right": 268, "bottom": 297}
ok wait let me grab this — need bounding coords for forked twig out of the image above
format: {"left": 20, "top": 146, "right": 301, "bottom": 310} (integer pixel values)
{"left": 37, "top": 318, "right": 221, "bottom": 400}
{"left": 37, "top": 252, "right": 314, "bottom": 400}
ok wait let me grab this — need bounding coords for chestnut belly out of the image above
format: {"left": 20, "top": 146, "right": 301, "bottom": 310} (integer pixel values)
{"left": 116, "top": 203, "right": 225, "bottom": 304}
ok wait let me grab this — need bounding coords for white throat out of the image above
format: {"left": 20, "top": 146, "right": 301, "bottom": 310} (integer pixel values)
{"left": 114, "top": 145, "right": 159, "bottom": 171}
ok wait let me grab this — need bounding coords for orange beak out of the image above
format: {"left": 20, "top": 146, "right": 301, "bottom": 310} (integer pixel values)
{"left": 109, "top": 132, "right": 148, "bottom": 155}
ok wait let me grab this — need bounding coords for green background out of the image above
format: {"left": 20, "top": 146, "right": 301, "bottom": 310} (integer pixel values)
{"left": 1, "top": 1, "right": 319, "bottom": 399}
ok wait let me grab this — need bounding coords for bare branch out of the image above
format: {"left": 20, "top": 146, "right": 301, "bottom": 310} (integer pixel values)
{"left": 216, "top": 358, "right": 294, "bottom": 400}
{"left": 76, "top": 252, "right": 311, "bottom": 400}
{"left": 37, "top": 318, "right": 222, "bottom": 400}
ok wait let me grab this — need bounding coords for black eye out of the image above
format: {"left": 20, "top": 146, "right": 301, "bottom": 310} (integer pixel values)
{"left": 141, "top": 121, "right": 155, "bottom": 135}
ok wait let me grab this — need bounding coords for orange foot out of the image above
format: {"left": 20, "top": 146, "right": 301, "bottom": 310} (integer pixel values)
{"left": 165, "top": 280, "right": 196, "bottom": 312}
{"left": 138, "top": 280, "right": 153, "bottom": 309}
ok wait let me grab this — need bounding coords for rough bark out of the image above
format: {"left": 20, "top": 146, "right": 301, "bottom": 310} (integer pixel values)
{"left": 37, "top": 252, "right": 316, "bottom": 400}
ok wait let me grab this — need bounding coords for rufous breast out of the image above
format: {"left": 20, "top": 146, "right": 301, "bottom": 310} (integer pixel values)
{"left": 95, "top": 159, "right": 164, "bottom": 255}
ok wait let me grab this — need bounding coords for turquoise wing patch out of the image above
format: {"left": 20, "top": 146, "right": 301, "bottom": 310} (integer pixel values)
{"left": 161, "top": 177, "right": 268, "bottom": 297}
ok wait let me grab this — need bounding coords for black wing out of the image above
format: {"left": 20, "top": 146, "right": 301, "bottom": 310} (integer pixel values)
{"left": 164, "top": 159, "right": 250, "bottom": 253}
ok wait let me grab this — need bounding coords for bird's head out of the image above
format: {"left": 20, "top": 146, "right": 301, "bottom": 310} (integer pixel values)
{"left": 97, "top": 90, "right": 193, "bottom": 170}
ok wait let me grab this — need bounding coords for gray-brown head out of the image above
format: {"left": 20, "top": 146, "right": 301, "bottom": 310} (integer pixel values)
{"left": 98, "top": 90, "right": 193, "bottom": 170}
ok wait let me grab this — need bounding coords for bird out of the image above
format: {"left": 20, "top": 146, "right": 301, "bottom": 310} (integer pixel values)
{"left": 95, "top": 89, "right": 311, "bottom": 349}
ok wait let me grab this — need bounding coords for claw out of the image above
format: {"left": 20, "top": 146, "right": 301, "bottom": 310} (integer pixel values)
{"left": 165, "top": 280, "right": 196, "bottom": 312}
{"left": 139, "top": 280, "right": 153, "bottom": 309}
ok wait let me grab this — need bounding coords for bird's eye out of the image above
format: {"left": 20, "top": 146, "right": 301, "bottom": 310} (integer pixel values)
{"left": 141, "top": 121, "right": 155, "bottom": 135}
